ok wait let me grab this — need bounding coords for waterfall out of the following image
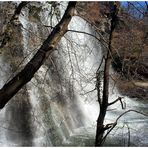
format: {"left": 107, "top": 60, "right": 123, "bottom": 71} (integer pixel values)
{"left": 16, "top": 2, "right": 101, "bottom": 146}
{"left": 17, "top": 2, "right": 101, "bottom": 146}
{"left": 103, "top": 69, "right": 148, "bottom": 146}
{"left": 0, "top": 57, "right": 11, "bottom": 146}
{"left": 0, "top": 2, "right": 147, "bottom": 146}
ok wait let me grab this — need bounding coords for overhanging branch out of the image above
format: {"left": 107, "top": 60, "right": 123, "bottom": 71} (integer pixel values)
{"left": 101, "top": 109, "right": 147, "bottom": 145}
{"left": 0, "top": 2, "right": 77, "bottom": 109}
{"left": 108, "top": 96, "right": 125, "bottom": 109}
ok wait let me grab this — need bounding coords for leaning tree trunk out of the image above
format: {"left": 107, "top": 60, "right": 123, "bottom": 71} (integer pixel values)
{"left": 0, "top": 2, "right": 76, "bottom": 109}
{"left": 95, "top": 2, "right": 118, "bottom": 146}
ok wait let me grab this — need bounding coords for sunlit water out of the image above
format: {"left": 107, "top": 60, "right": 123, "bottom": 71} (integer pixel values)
{"left": 0, "top": 2, "right": 147, "bottom": 146}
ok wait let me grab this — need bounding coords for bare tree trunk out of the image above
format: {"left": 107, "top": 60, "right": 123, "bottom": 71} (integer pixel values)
{"left": 0, "top": 2, "right": 76, "bottom": 109}
{"left": 95, "top": 2, "right": 118, "bottom": 146}
{"left": 95, "top": 53, "right": 111, "bottom": 146}
{"left": 11, "top": 2, "right": 29, "bottom": 21}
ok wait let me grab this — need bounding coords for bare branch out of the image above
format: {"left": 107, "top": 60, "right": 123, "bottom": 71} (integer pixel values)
{"left": 67, "top": 29, "right": 108, "bottom": 47}
{"left": 0, "top": 2, "right": 77, "bottom": 109}
{"left": 101, "top": 109, "right": 147, "bottom": 145}
{"left": 11, "top": 2, "right": 29, "bottom": 21}
{"left": 44, "top": 25, "right": 109, "bottom": 49}
{"left": 116, "top": 109, "right": 147, "bottom": 122}
{"left": 95, "top": 2, "right": 119, "bottom": 146}
{"left": 44, "top": 20, "right": 118, "bottom": 66}
{"left": 108, "top": 96, "right": 125, "bottom": 109}
{"left": 96, "top": 55, "right": 105, "bottom": 74}
{"left": 80, "top": 88, "right": 96, "bottom": 96}
{"left": 128, "top": 2, "right": 145, "bottom": 16}
{"left": 125, "top": 123, "right": 131, "bottom": 146}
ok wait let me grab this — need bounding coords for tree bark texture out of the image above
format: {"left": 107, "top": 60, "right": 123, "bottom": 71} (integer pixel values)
{"left": 95, "top": 2, "right": 118, "bottom": 146}
{"left": 0, "top": 2, "right": 76, "bottom": 109}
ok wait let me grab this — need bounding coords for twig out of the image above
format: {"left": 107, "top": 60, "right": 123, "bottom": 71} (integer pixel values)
{"left": 108, "top": 96, "right": 125, "bottom": 109}
{"left": 128, "top": 2, "right": 145, "bottom": 16}
{"left": 125, "top": 123, "right": 130, "bottom": 146}
{"left": 11, "top": 2, "right": 29, "bottom": 21}
{"left": 44, "top": 25, "right": 110, "bottom": 52}
{"left": 80, "top": 88, "right": 96, "bottom": 95}
{"left": 96, "top": 56, "right": 105, "bottom": 74}
{"left": 101, "top": 109, "right": 147, "bottom": 145}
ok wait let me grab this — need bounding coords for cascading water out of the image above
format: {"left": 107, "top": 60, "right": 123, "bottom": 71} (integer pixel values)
{"left": 16, "top": 2, "right": 101, "bottom": 146}
{"left": 0, "top": 2, "right": 147, "bottom": 146}
{"left": 0, "top": 57, "right": 12, "bottom": 146}
{"left": 103, "top": 69, "right": 148, "bottom": 146}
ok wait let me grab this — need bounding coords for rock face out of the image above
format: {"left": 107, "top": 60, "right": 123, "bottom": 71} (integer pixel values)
{"left": 0, "top": 2, "right": 35, "bottom": 146}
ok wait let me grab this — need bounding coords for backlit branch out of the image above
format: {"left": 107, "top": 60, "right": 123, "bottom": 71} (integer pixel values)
{"left": 0, "top": 2, "right": 77, "bottom": 109}
{"left": 101, "top": 109, "right": 147, "bottom": 145}
{"left": 108, "top": 96, "right": 125, "bottom": 109}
